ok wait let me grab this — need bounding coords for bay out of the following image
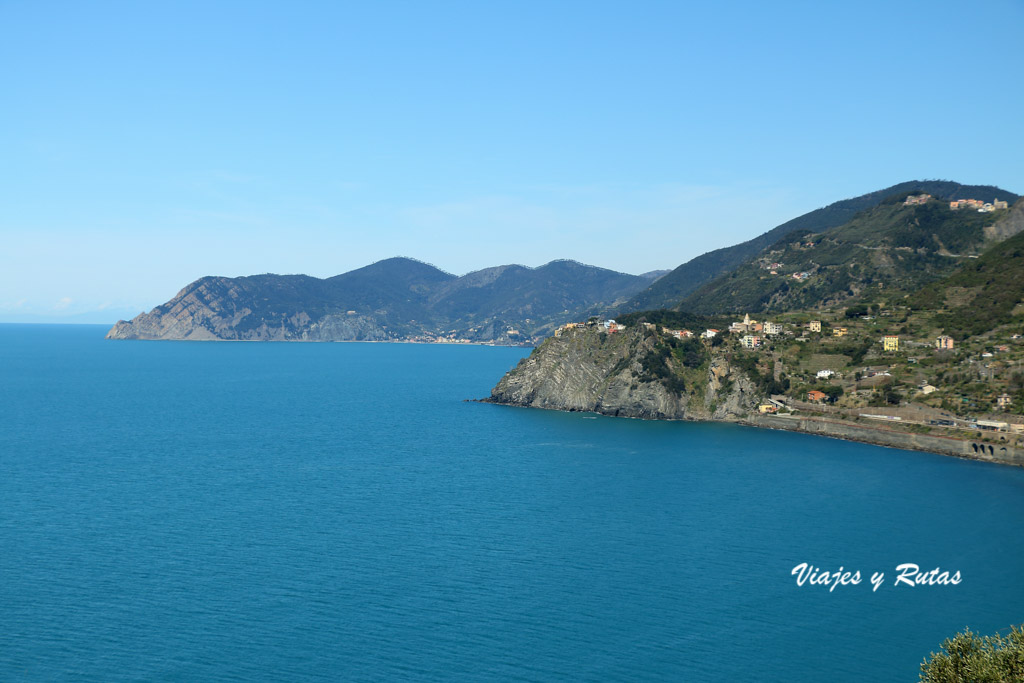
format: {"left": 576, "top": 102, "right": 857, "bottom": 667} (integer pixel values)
{"left": 2, "top": 324, "right": 1023, "bottom": 681}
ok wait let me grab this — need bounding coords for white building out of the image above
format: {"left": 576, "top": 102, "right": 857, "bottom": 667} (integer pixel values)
{"left": 816, "top": 369, "right": 835, "bottom": 379}
{"left": 764, "top": 321, "right": 783, "bottom": 335}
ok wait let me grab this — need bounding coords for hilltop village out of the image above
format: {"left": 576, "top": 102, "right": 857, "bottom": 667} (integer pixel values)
{"left": 906, "top": 192, "right": 1008, "bottom": 212}
{"left": 749, "top": 194, "right": 1014, "bottom": 284}
{"left": 551, "top": 307, "right": 1024, "bottom": 446}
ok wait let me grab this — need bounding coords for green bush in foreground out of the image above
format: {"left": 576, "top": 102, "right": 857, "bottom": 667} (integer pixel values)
{"left": 920, "top": 625, "right": 1024, "bottom": 681}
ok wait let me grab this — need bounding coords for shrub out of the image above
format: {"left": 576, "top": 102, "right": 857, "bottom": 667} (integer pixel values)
{"left": 920, "top": 624, "right": 1024, "bottom": 682}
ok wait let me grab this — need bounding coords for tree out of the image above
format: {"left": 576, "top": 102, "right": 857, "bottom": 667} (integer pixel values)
{"left": 920, "top": 624, "right": 1024, "bottom": 681}
{"left": 822, "top": 385, "right": 844, "bottom": 403}
{"left": 845, "top": 303, "right": 870, "bottom": 318}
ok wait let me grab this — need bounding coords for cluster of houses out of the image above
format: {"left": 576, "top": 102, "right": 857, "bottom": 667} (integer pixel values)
{"left": 753, "top": 259, "right": 806, "bottom": 280}
{"left": 729, "top": 313, "right": 761, "bottom": 334}
{"left": 903, "top": 194, "right": 1010, "bottom": 213}
{"left": 728, "top": 315, "right": 856, "bottom": 350}
{"left": 560, "top": 316, "right": 1001, "bottom": 400}
{"left": 730, "top": 314, "right": 765, "bottom": 348}
{"left": 722, "top": 315, "right": 964, "bottom": 359}
{"left": 949, "top": 198, "right": 1009, "bottom": 212}
{"left": 554, "top": 319, "right": 629, "bottom": 336}
{"left": 652, "top": 325, "right": 693, "bottom": 339}
{"left": 730, "top": 315, "right": 793, "bottom": 349}
{"left": 903, "top": 193, "right": 932, "bottom": 206}
{"left": 645, "top": 322, "right": 719, "bottom": 340}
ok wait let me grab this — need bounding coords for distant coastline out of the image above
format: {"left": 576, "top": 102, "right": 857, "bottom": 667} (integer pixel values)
{"left": 103, "top": 257, "right": 658, "bottom": 346}
{"left": 106, "top": 334, "right": 535, "bottom": 347}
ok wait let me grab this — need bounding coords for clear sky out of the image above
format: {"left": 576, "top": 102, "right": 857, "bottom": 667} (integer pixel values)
{"left": 2, "top": 0, "right": 1022, "bottom": 322}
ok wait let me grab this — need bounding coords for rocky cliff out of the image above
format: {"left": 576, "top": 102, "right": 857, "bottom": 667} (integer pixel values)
{"left": 486, "top": 325, "right": 759, "bottom": 420}
{"left": 105, "top": 275, "right": 395, "bottom": 341}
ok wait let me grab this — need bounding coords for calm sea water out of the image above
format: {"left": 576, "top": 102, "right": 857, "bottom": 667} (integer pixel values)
{"left": 2, "top": 324, "right": 1023, "bottom": 681}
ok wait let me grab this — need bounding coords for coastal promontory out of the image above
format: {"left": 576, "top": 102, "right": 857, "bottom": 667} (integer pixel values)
{"left": 487, "top": 322, "right": 759, "bottom": 421}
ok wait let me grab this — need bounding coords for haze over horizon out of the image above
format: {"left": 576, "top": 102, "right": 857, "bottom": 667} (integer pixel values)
{"left": 3, "top": 0, "right": 1023, "bottom": 323}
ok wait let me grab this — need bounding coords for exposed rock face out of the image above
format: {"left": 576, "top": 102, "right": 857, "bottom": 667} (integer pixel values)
{"left": 299, "top": 314, "right": 390, "bottom": 342}
{"left": 984, "top": 198, "right": 1024, "bottom": 242}
{"left": 487, "top": 326, "right": 758, "bottom": 421}
{"left": 105, "top": 277, "right": 390, "bottom": 341}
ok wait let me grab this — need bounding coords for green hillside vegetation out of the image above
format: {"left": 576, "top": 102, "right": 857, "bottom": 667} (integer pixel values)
{"left": 615, "top": 308, "right": 723, "bottom": 331}
{"left": 622, "top": 180, "right": 1018, "bottom": 312}
{"left": 676, "top": 196, "right": 1012, "bottom": 315}
{"left": 605, "top": 295, "right": 1024, "bottom": 425}
{"left": 910, "top": 229, "right": 1024, "bottom": 340}
{"left": 600, "top": 207, "right": 1024, "bottom": 426}
{"left": 429, "top": 260, "right": 646, "bottom": 323}
{"left": 632, "top": 326, "right": 711, "bottom": 396}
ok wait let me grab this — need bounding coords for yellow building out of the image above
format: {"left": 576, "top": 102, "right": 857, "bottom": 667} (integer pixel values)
{"left": 883, "top": 335, "right": 899, "bottom": 351}
{"left": 833, "top": 327, "right": 848, "bottom": 337}
{"left": 809, "top": 320, "right": 821, "bottom": 332}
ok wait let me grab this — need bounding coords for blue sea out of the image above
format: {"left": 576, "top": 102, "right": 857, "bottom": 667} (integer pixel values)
{"left": 2, "top": 324, "right": 1023, "bottom": 681}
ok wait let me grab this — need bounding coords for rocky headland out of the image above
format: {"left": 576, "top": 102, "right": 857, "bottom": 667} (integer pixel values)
{"left": 485, "top": 324, "right": 1024, "bottom": 467}
{"left": 486, "top": 324, "right": 759, "bottom": 420}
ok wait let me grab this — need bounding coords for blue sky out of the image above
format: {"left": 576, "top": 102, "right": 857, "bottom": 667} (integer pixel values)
{"left": 2, "top": 0, "right": 1022, "bottom": 322}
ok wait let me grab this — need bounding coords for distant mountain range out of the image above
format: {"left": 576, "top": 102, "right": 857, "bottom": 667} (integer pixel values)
{"left": 107, "top": 179, "right": 1022, "bottom": 345}
{"left": 106, "top": 258, "right": 659, "bottom": 343}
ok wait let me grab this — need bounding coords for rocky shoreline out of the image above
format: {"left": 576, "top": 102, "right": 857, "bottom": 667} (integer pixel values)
{"left": 484, "top": 325, "right": 1024, "bottom": 468}
{"left": 481, "top": 398, "right": 1024, "bottom": 468}
{"left": 740, "top": 414, "right": 1023, "bottom": 467}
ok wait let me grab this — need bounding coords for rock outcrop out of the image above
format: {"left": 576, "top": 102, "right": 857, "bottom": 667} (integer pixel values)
{"left": 105, "top": 276, "right": 392, "bottom": 341}
{"left": 486, "top": 325, "right": 759, "bottom": 421}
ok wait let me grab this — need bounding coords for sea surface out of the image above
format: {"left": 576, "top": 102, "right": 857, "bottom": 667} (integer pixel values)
{"left": 2, "top": 324, "right": 1023, "bottom": 682}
